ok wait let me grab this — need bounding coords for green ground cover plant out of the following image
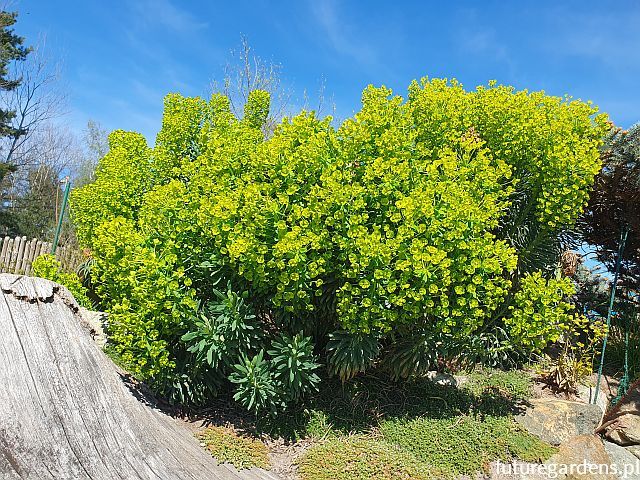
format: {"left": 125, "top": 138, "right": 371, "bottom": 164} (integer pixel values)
{"left": 71, "top": 78, "right": 608, "bottom": 411}
{"left": 297, "top": 437, "right": 442, "bottom": 480}
{"left": 295, "top": 370, "right": 555, "bottom": 479}
{"left": 197, "top": 426, "right": 269, "bottom": 470}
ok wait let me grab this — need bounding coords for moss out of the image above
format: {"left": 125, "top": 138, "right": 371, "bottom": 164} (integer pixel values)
{"left": 197, "top": 426, "right": 270, "bottom": 470}
{"left": 297, "top": 436, "right": 444, "bottom": 480}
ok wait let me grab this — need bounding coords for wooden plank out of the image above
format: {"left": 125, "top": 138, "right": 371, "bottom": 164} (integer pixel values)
{"left": 3, "top": 237, "right": 11, "bottom": 272}
{"left": 15, "top": 236, "right": 26, "bottom": 274}
{"left": 35, "top": 240, "right": 44, "bottom": 260}
{"left": 24, "top": 239, "right": 38, "bottom": 274}
{"left": 4, "top": 238, "right": 14, "bottom": 272}
{"left": 35, "top": 241, "right": 46, "bottom": 261}
{"left": 17, "top": 237, "right": 30, "bottom": 274}
{"left": 9, "top": 236, "right": 18, "bottom": 273}
{"left": 0, "top": 236, "right": 8, "bottom": 271}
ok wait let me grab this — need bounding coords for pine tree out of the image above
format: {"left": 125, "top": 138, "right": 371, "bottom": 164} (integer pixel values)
{"left": 0, "top": 10, "right": 30, "bottom": 182}
{"left": 580, "top": 124, "right": 640, "bottom": 291}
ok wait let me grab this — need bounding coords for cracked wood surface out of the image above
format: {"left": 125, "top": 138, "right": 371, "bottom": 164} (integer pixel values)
{"left": 0, "top": 274, "right": 281, "bottom": 480}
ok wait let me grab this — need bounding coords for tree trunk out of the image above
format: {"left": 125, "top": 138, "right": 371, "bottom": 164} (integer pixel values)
{"left": 0, "top": 274, "right": 280, "bottom": 480}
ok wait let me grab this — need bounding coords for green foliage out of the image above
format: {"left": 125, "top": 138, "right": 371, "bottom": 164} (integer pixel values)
{"left": 0, "top": 10, "right": 30, "bottom": 138}
{"left": 580, "top": 124, "right": 640, "bottom": 290}
{"left": 304, "top": 409, "right": 336, "bottom": 440}
{"left": 295, "top": 372, "right": 553, "bottom": 480}
{"left": 0, "top": 9, "right": 31, "bottom": 232}
{"left": 326, "top": 331, "right": 380, "bottom": 381}
{"left": 230, "top": 351, "right": 279, "bottom": 414}
{"left": 383, "top": 331, "right": 440, "bottom": 380}
{"left": 71, "top": 78, "right": 608, "bottom": 410}
{"left": 464, "top": 368, "right": 533, "bottom": 400}
{"left": 537, "top": 315, "right": 607, "bottom": 394}
{"left": 269, "top": 333, "right": 321, "bottom": 401}
{"left": 182, "top": 286, "right": 263, "bottom": 370}
{"left": 9, "top": 165, "right": 59, "bottom": 239}
{"left": 243, "top": 90, "right": 271, "bottom": 130}
{"left": 197, "top": 426, "right": 270, "bottom": 470}
{"left": 72, "top": 131, "right": 153, "bottom": 246}
{"left": 604, "top": 315, "right": 640, "bottom": 383}
{"left": 32, "top": 254, "right": 91, "bottom": 308}
{"left": 507, "top": 272, "right": 580, "bottom": 352}
{"left": 230, "top": 334, "right": 321, "bottom": 415}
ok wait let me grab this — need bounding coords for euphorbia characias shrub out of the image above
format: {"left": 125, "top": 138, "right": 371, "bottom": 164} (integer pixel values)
{"left": 71, "top": 78, "right": 609, "bottom": 409}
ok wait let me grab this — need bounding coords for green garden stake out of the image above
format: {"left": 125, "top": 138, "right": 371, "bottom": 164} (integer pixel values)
{"left": 51, "top": 177, "right": 71, "bottom": 255}
{"left": 593, "top": 226, "right": 629, "bottom": 404}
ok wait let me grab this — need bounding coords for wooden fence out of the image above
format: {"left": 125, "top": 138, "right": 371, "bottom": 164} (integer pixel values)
{"left": 0, "top": 236, "right": 84, "bottom": 275}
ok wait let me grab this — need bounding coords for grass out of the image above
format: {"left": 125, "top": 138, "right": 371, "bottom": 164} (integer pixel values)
{"left": 292, "top": 369, "right": 556, "bottom": 480}
{"left": 197, "top": 426, "right": 270, "bottom": 470}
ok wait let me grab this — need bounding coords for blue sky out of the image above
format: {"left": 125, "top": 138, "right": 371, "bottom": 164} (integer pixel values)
{"left": 16, "top": 0, "right": 640, "bottom": 141}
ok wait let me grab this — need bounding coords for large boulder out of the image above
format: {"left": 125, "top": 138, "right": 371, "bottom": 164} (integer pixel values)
{"left": 544, "top": 435, "right": 616, "bottom": 479}
{"left": 602, "top": 441, "right": 640, "bottom": 479}
{"left": 516, "top": 399, "right": 604, "bottom": 445}
{"left": 489, "top": 436, "right": 630, "bottom": 479}
{"left": 625, "top": 445, "right": 640, "bottom": 460}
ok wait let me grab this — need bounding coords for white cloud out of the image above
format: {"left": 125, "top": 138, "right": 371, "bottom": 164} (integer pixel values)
{"left": 310, "top": 0, "right": 378, "bottom": 67}
{"left": 132, "top": 0, "right": 209, "bottom": 32}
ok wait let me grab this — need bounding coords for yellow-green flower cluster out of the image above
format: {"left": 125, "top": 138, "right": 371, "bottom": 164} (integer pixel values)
{"left": 70, "top": 79, "right": 608, "bottom": 383}
{"left": 507, "top": 272, "right": 578, "bottom": 351}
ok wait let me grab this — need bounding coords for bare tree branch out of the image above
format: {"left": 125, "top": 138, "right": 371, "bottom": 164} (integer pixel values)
{"left": 0, "top": 36, "right": 67, "bottom": 167}
{"left": 211, "top": 35, "right": 293, "bottom": 135}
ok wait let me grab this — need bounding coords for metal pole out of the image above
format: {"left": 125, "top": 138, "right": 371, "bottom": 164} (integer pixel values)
{"left": 51, "top": 177, "right": 71, "bottom": 255}
{"left": 593, "top": 226, "right": 629, "bottom": 403}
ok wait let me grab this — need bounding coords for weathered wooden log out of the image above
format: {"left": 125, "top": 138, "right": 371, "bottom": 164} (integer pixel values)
{"left": 0, "top": 274, "right": 280, "bottom": 480}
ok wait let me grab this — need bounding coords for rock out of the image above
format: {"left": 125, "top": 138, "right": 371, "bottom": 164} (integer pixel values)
{"left": 426, "top": 370, "right": 458, "bottom": 386}
{"left": 577, "top": 384, "right": 610, "bottom": 415}
{"left": 544, "top": 435, "right": 616, "bottom": 479}
{"left": 599, "top": 379, "right": 640, "bottom": 446}
{"left": 607, "top": 415, "right": 640, "bottom": 446}
{"left": 602, "top": 441, "right": 640, "bottom": 478}
{"left": 626, "top": 445, "right": 640, "bottom": 460}
{"left": 516, "top": 399, "right": 604, "bottom": 445}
